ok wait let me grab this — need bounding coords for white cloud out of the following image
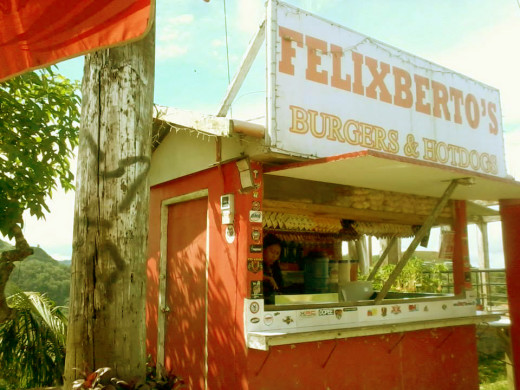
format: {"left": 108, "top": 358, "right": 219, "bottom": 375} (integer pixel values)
{"left": 236, "top": 0, "right": 265, "bottom": 35}
{"left": 157, "top": 44, "right": 189, "bottom": 59}
{"left": 0, "top": 188, "right": 78, "bottom": 258}
{"left": 156, "top": 14, "right": 195, "bottom": 59}
{"left": 504, "top": 130, "right": 520, "bottom": 179}
{"left": 434, "top": 14, "right": 520, "bottom": 127}
{"left": 211, "top": 39, "right": 225, "bottom": 47}
{"left": 169, "top": 14, "right": 194, "bottom": 24}
{"left": 51, "top": 253, "right": 72, "bottom": 261}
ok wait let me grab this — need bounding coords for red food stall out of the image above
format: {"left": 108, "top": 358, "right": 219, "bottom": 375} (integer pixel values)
{"left": 146, "top": 2, "right": 520, "bottom": 389}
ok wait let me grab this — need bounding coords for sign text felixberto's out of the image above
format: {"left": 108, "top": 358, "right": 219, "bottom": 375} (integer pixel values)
{"left": 268, "top": 1, "right": 505, "bottom": 177}
{"left": 279, "top": 27, "right": 498, "bottom": 134}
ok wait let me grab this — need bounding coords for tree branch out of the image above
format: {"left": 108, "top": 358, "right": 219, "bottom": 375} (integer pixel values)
{"left": 0, "top": 224, "right": 33, "bottom": 322}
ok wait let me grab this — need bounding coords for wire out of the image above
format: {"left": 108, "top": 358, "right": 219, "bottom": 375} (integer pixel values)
{"left": 223, "top": 0, "right": 232, "bottom": 118}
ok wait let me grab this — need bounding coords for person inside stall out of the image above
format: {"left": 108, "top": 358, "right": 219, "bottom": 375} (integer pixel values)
{"left": 262, "top": 233, "right": 284, "bottom": 303}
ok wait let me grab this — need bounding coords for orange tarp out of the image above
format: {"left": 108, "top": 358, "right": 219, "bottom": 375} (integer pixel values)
{"left": 0, "top": 0, "right": 153, "bottom": 82}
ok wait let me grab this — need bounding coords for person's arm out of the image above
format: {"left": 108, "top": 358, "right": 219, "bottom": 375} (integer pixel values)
{"left": 263, "top": 273, "right": 279, "bottom": 291}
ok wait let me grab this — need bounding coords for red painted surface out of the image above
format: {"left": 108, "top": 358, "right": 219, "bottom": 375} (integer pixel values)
{"left": 245, "top": 326, "right": 479, "bottom": 390}
{"left": 453, "top": 200, "right": 471, "bottom": 295}
{"left": 147, "top": 163, "right": 248, "bottom": 389}
{"left": 164, "top": 198, "right": 208, "bottom": 389}
{"left": 147, "top": 161, "right": 481, "bottom": 389}
{"left": 0, "top": 0, "right": 153, "bottom": 82}
{"left": 500, "top": 199, "right": 520, "bottom": 389}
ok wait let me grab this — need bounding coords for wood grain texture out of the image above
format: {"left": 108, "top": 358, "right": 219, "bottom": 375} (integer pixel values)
{"left": 64, "top": 24, "right": 155, "bottom": 387}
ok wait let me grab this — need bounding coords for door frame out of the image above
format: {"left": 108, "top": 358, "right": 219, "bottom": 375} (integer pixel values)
{"left": 157, "top": 189, "right": 209, "bottom": 386}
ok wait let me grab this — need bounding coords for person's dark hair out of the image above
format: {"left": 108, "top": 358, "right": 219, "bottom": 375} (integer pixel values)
{"left": 263, "top": 233, "right": 282, "bottom": 249}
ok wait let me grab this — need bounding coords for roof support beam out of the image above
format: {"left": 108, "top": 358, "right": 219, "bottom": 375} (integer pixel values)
{"left": 367, "top": 236, "right": 397, "bottom": 281}
{"left": 374, "top": 178, "right": 474, "bottom": 304}
{"left": 217, "top": 21, "right": 266, "bottom": 117}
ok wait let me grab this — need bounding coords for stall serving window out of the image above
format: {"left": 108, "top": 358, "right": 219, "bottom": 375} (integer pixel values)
{"left": 260, "top": 175, "right": 465, "bottom": 309}
{"left": 244, "top": 168, "right": 502, "bottom": 351}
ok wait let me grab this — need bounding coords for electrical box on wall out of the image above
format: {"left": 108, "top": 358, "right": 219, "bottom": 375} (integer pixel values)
{"left": 220, "top": 194, "right": 234, "bottom": 225}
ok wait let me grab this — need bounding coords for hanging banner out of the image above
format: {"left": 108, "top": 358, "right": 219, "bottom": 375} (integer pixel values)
{"left": 266, "top": 1, "right": 506, "bottom": 177}
{"left": 0, "top": 0, "right": 153, "bottom": 82}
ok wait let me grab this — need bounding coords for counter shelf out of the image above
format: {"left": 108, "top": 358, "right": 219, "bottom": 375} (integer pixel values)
{"left": 244, "top": 292, "right": 496, "bottom": 350}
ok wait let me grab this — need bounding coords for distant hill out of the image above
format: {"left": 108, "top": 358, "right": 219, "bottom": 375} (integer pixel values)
{"left": 0, "top": 240, "right": 60, "bottom": 263}
{"left": 412, "top": 251, "right": 441, "bottom": 262}
{"left": 0, "top": 240, "right": 13, "bottom": 252}
{"left": 1, "top": 240, "right": 71, "bottom": 306}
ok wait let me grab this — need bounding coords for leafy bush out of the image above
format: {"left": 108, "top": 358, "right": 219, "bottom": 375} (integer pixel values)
{"left": 0, "top": 290, "right": 66, "bottom": 389}
{"left": 478, "top": 353, "right": 507, "bottom": 385}
{"left": 72, "top": 361, "right": 185, "bottom": 389}
{"left": 362, "top": 257, "right": 448, "bottom": 293}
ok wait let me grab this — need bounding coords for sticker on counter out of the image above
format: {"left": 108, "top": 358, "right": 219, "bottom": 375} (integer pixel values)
{"left": 249, "top": 244, "right": 263, "bottom": 253}
{"left": 250, "top": 301, "right": 260, "bottom": 314}
{"left": 247, "top": 258, "right": 263, "bottom": 274}
{"left": 391, "top": 305, "right": 401, "bottom": 315}
{"left": 367, "top": 308, "right": 378, "bottom": 317}
{"left": 249, "top": 210, "right": 263, "bottom": 223}
{"left": 466, "top": 291, "right": 477, "bottom": 300}
{"left": 343, "top": 307, "right": 358, "bottom": 312}
{"left": 409, "top": 304, "right": 419, "bottom": 312}
{"left": 424, "top": 305, "right": 429, "bottom": 312}
{"left": 264, "top": 314, "right": 274, "bottom": 326}
{"left": 319, "top": 308, "right": 334, "bottom": 316}
{"left": 442, "top": 304, "right": 448, "bottom": 310}
{"left": 335, "top": 309, "right": 343, "bottom": 320}
{"left": 282, "top": 316, "right": 294, "bottom": 325}
{"left": 250, "top": 317, "right": 260, "bottom": 324}
{"left": 251, "top": 229, "right": 261, "bottom": 242}
{"left": 299, "top": 310, "right": 317, "bottom": 318}
{"left": 250, "top": 280, "right": 262, "bottom": 299}
{"left": 381, "top": 307, "right": 388, "bottom": 317}
{"left": 453, "top": 301, "right": 475, "bottom": 307}
{"left": 251, "top": 201, "right": 261, "bottom": 211}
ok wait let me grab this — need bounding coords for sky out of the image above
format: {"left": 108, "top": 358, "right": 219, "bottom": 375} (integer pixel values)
{"left": 7, "top": 0, "right": 520, "bottom": 266}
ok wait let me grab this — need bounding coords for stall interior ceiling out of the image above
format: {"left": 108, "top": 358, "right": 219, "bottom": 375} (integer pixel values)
{"left": 262, "top": 175, "right": 499, "bottom": 230}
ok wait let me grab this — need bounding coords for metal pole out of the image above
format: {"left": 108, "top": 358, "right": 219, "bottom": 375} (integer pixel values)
{"left": 477, "top": 219, "right": 491, "bottom": 308}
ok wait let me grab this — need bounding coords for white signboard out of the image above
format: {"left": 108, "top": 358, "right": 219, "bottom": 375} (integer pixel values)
{"left": 266, "top": 1, "right": 506, "bottom": 177}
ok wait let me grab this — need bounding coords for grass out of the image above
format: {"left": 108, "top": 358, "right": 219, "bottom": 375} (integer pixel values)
{"left": 479, "top": 380, "right": 509, "bottom": 390}
{"left": 479, "top": 352, "right": 508, "bottom": 389}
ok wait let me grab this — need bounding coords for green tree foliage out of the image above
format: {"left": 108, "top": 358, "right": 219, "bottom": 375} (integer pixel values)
{"left": 363, "top": 257, "right": 448, "bottom": 293}
{"left": 0, "top": 68, "right": 79, "bottom": 322}
{"left": 9, "top": 257, "right": 71, "bottom": 307}
{"left": 0, "top": 68, "right": 80, "bottom": 237}
{"left": 0, "top": 241, "right": 71, "bottom": 306}
{"left": 1, "top": 242, "right": 71, "bottom": 307}
{"left": 0, "top": 290, "right": 67, "bottom": 389}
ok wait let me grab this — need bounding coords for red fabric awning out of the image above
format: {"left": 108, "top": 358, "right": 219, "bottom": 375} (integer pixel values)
{"left": 0, "top": 0, "right": 153, "bottom": 82}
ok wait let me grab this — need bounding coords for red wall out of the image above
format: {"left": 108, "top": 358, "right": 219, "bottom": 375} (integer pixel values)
{"left": 147, "top": 162, "right": 480, "bottom": 389}
{"left": 147, "top": 163, "right": 251, "bottom": 388}
{"left": 500, "top": 199, "right": 520, "bottom": 389}
{"left": 245, "top": 326, "right": 479, "bottom": 390}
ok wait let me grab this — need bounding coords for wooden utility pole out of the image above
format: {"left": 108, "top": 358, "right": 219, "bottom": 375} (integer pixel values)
{"left": 64, "top": 22, "right": 155, "bottom": 387}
